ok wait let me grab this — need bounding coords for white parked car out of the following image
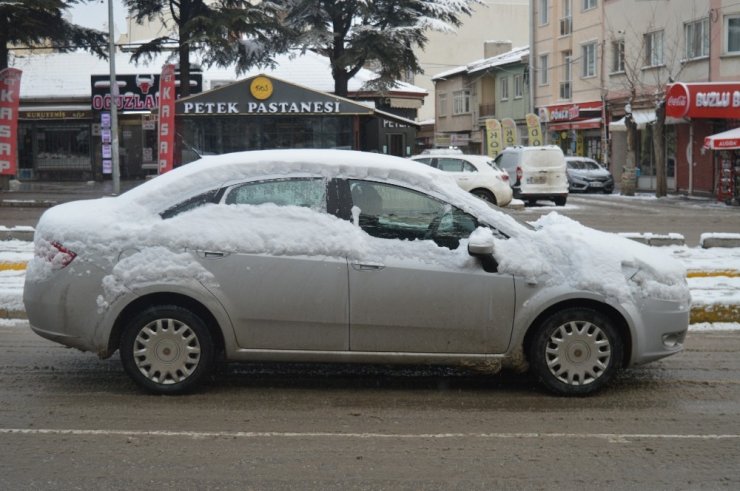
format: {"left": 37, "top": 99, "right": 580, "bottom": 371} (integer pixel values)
{"left": 24, "top": 149, "right": 690, "bottom": 396}
{"left": 494, "top": 146, "right": 569, "bottom": 206}
{"left": 410, "top": 153, "right": 513, "bottom": 207}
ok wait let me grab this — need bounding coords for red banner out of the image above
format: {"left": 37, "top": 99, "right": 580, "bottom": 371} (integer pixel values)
{"left": 0, "top": 68, "right": 22, "bottom": 176}
{"left": 158, "top": 64, "right": 176, "bottom": 174}
{"left": 666, "top": 82, "right": 740, "bottom": 119}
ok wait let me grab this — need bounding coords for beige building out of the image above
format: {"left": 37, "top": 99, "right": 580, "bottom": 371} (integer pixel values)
{"left": 531, "top": 0, "right": 607, "bottom": 162}
{"left": 531, "top": 0, "right": 740, "bottom": 198}
{"left": 412, "top": 0, "right": 530, "bottom": 121}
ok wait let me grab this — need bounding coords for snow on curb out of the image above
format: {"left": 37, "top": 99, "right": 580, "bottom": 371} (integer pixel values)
{"left": 701, "top": 233, "right": 740, "bottom": 249}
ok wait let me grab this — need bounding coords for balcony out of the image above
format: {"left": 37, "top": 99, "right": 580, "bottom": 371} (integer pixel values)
{"left": 478, "top": 103, "right": 496, "bottom": 118}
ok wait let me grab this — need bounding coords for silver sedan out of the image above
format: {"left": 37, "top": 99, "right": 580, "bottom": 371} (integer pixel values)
{"left": 23, "top": 149, "right": 690, "bottom": 396}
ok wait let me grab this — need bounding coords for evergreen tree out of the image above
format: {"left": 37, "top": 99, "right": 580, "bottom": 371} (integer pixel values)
{"left": 0, "top": 0, "right": 107, "bottom": 70}
{"left": 277, "top": 0, "right": 476, "bottom": 97}
{"left": 123, "top": 0, "right": 287, "bottom": 97}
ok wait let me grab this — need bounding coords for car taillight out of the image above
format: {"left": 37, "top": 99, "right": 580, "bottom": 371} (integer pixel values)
{"left": 500, "top": 173, "right": 509, "bottom": 182}
{"left": 48, "top": 241, "right": 77, "bottom": 269}
{"left": 516, "top": 166, "right": 523, "bottom": 180}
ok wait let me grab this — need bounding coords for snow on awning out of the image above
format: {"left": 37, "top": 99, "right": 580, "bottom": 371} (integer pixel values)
{"left": 704, "top": 127, "right": 740, "bottom": 150}
{"left": 609, "top": 110, "right": 656, "bottom": 132}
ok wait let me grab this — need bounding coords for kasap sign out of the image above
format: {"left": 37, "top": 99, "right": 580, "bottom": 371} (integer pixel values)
{"left": 0, "top": 68, "right": 22, "bottom": 175}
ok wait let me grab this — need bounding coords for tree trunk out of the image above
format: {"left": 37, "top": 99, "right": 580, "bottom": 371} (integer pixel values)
{"left": 653, "top": 101, "right": 667, "bottom": 197}
{"left": 0, "top": 15, "right": 8, "bottom": 70}
{"left": 621, "top": 114, "right": 637, "bottom": 196}
{"left": 178, "top": 41, "right": 191, "bottom": 97}
{"left": 333, "top": 68, "right": 349, "bottom": 98}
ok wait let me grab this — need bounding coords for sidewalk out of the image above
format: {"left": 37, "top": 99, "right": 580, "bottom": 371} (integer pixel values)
{"left": 0, "top": 179, "right": 145, "bottom": 207}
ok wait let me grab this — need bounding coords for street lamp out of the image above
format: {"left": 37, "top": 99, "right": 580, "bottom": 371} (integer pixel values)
{"left": 107, "top": 0, "right": 120, "bottom": 195}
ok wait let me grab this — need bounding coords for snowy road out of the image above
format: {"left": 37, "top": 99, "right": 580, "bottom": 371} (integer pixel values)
{"left": 0, "top": 325, "right": 739, "bottom": 489}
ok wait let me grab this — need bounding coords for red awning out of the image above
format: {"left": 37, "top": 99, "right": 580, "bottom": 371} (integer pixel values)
{"left": 704, "top": 127, "right": 740, "bottom": 150}
{"left": 547, "top": 118, "right": 602, "bottom": 131}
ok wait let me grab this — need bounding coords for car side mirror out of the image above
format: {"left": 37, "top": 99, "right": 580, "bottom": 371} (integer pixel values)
{"left": 467, "top": 229, "right": 495, "bottom": 257}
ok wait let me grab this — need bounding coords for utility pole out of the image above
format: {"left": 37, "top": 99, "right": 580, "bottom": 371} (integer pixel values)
{"left": 108, "top": 0, "right": 120, "bottom": 195}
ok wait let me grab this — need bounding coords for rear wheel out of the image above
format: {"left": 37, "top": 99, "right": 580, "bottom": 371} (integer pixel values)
{"left": 527, "top": 308, "right": 622, "bottom": 396}
{"left": 120, "top": 305, "right": 215, "bottom": 394}
{"left": 471, "top": 189, "right": 497, "bottom": 205}
{"left": 554, "top": 196, "right": 567, "bottom": 206}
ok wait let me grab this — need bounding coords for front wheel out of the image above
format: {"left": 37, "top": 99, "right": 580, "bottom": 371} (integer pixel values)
{"left": 554, "top": 196, "right": 567, "bottom": 206}
{"left": 527, "top": 308, "right": 623, "bottom": 396}
{"left": 120, "top": 305, "right": 215, "bottom": 395}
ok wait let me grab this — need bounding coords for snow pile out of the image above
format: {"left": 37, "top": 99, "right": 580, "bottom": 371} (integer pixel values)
{"left": 494, "top": 213, "right": 690, "bottom": 304}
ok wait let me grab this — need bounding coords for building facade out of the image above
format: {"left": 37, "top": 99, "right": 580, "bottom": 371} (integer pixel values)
{"left": 531, "top": 0, "right": 740, "bottom": 198}
{"left": 432, "top": 43, "right": 530, "bottom": 154}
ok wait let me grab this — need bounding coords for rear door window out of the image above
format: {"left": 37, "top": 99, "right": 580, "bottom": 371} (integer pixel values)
{"left": 225, "top": 178, "right": 327, "bottom": 210}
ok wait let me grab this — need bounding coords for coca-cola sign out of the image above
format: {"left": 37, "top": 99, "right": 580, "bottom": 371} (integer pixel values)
{"left": 666, "top": 82, "right": 740, "bottom": 119}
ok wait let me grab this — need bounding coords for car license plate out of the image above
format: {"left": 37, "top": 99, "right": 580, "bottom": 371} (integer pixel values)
{"left": 527, "top": 176, "right": 547, "bottom": 184}
{"left": 590, "top": 181, "right": 604, "bottom": 187}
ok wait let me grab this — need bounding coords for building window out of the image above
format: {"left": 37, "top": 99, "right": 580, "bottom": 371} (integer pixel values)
{"left": 611, "top": 40, "right": 625, "bottom": 73}
{"left": 582, "top": 42, "right": 597, "bottom": 78}
{"left": 438, "top": 93, "right": 447, "bottom": 117}
{"left": 582, "top": 0, "right": 597, "bottom": 11}
{"left": 514, "top": 74, "right": 523, "bottom": 98}
{"left": 560, "top": 0, "right": 572, "bottom": 36}
{"left": 539, "top": 0, "right": 549, "bottom": 25}
{"left": 500, "top": 77, "right": 509, "bottom": 100}
{"left": 727, "top": 15, "right": 740, "bottom": 53}
{"left": 539, "top": 54, "right": 550, "bottom": 85}
{"left": 560, "top": 50, "right": 572, "bottom": 100}
{"left": 452, "top": 90, "right": 470, "bottom": 114}
{"left": 685, "top": 18, "right": 709, "bottom": 59}
{"left": 644, "top": 30, "right": 664, "bottom": 67}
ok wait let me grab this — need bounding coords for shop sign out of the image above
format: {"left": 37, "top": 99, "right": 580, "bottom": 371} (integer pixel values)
{"left": 182, "top": 101, "right": 342, "bottom": 115}
{"left": 543, "top": 101, "right": 602, "bottom": 122}
{"left": 0, "top": 68, "right": 22, "bottom": 175}
{"left": 485, "top": 119, "right": 502, "bottom": 158}
{"left": 20, "top": 110, "right": 89, "bottom": 119}
{"left": 158, "top": 65, "right": 176, "bottom": 174}
{"left": 525, "top": 113, "right": 543, "bottom": 146}
{"left": 501, "top": 118, "right": 517, "bottom": 147}
{"left": 666, "top": 82, "right": 740, "bottom": 119}
{"left": 90, "top": 73, "right": 202, "bottom": 112}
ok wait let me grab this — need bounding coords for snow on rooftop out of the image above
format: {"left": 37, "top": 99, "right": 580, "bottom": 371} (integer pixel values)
{"left": 12, "top": 49, "right": 427, "bottom": 99}
{"left": 432, "top": 46, "right": 529, "bottom": 81}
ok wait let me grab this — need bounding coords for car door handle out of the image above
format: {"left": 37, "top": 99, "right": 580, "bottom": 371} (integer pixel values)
{"left": 351, "top": 262, "right": 385, "bottom": 271}
{"left": 198, "top": 250, "right": 229, "bottom": 259}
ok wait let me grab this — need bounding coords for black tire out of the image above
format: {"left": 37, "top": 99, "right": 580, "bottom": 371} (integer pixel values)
{"left": 527, "top": 308, "right": 623, "bottom": 396}
{"left": 471, "top": 189, "right": 497, "bottom": 206}
{"left": 120, "top": 305, "right": 215, "bottom": 395}
{"left": 554, "top": 196, "right": 567, "bottom": 206}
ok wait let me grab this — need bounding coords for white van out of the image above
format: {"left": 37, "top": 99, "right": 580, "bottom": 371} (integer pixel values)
{"left": 494, "top": 146, "right": 569, "bottom": 206}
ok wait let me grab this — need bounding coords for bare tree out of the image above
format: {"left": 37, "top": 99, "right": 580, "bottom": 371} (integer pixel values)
{"left": 606, "top": 1, "right": 691, "bottom": 197}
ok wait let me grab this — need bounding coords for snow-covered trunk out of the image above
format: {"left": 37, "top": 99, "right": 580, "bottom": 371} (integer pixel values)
{"left": 653, "top": 101, "right": 667, "bottom": 197}
{"left": 622, "top": 115, "right": 637, "bottom": 196}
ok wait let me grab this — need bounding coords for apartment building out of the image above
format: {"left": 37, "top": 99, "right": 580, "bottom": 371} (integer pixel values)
{"left": 532, "top": 0, "right": 740, "bottom": 198}
{"left": 432, "top": 43, "right": 530, "bottom": 154}
{"left": 532, "top": 0, "right": 606, "bottom": 162}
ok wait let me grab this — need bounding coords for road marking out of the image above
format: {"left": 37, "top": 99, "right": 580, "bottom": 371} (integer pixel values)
{"left": 0, "top": 261, "right": 27, "bottom": 271}
{"left": 1, "top": 428, "right": 739, "bottom": 442}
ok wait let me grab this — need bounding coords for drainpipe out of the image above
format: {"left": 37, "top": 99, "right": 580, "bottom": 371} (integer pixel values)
{"left": 529, "top": 0, "right": 536, "bottom": 116}
{"left": 688, "top": 122, "right": 694, "bottom": 195}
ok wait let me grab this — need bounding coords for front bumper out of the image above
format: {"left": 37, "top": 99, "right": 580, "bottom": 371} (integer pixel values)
{"left": 629, "top": 298, "right": 690, "bottom": 366}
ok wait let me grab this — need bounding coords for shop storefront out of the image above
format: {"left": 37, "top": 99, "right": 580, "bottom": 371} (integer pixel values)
{"left": 538, "top": 101, "right": 604, "bottom": 161}
{"left": 17, "top": 106, "right": 94, "bottom": 180}
{"left": 174, "top": 75, "right": 418, "bottom": 164}
{"left": 665, "top": 82, "right": 740, "bottom": 199}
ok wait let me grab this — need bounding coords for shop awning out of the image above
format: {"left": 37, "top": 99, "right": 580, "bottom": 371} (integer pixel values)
{"left": 704, "top": 127, "right": 740, "bottom": 150}
{"left": 609, "top": 110, "right": 656, "bottom": 131}
{"left": 548, "top": 118, "right": 602, "bottom": 131}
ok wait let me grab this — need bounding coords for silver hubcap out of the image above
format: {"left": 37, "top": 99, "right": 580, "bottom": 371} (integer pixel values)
{"left": 133, "top": 318, "right": 201, "bottom": 385}
{"left": 545, "top": 320, "right": 611, "bottom": 386}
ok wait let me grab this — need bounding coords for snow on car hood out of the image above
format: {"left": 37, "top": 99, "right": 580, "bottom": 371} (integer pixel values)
{"left": 492, "top": 213, "right": 690, "bottom": 305}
